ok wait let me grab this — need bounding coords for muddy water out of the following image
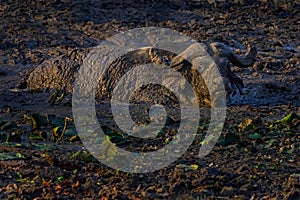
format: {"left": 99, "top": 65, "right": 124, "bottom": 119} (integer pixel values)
{"left": 0, "top": 1, "right": 299, "bottom": 120}
{"left": 1, "top": 1, "right": 300, "bottom": 198}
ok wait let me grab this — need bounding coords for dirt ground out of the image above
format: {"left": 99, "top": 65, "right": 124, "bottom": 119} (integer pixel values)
{"left": 0, "top": 0, "right": 300, "bottom": 199}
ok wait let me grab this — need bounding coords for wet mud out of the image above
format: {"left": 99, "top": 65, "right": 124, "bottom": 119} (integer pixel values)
{"left": 0, "top": 0, "right": 299, "bottom": 199}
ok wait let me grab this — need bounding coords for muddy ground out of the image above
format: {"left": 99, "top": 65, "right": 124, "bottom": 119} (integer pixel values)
{"left": 0, "top": 0, "right": 300, "bottom": 199}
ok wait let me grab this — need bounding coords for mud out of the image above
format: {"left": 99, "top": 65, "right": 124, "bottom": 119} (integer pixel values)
{"left": 0, "top": 0, "right": 300, "bottom": 199}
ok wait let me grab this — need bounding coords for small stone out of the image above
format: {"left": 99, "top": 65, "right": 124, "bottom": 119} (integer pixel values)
{"left": 221, "top": 186, "right": 234, "bottom": 196}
